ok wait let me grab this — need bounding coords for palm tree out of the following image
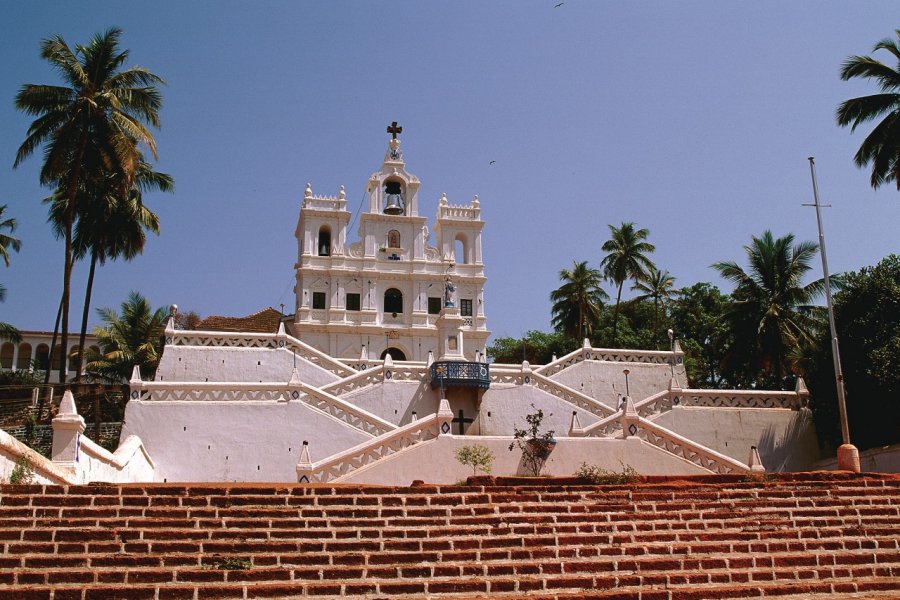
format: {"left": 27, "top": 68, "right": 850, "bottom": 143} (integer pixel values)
{"left": 0, "top": 205, "right": 21, "bottom": 268}
{"left": 836, "top": 30, "right": 900, "bottom": 190}
{"left": 550, "top": 261, "right": 608, "bottom": 340}
{"left": 14, "top": 28, "right": 164, "bottom": 383}
{"left": 84, "top": 291, "right": 168, "bottom": 383}
{"left": 599, "top": 222, "right": 656, "bottom": 347}
{"left": 631, "top": 266, "right": 675, "bottom": 348}
{"left": 46, "top": 158, "right": 173, "bottom": 379}
{"left": 712, "top": 231, "right": 825, "bottom": 386}
{"left": 0, "top": 205, "right": 22, "bottom": 343}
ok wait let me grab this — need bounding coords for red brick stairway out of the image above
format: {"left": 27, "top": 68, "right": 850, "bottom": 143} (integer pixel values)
{"left": 1, "top": 473, "right": 898, "bottom": 599}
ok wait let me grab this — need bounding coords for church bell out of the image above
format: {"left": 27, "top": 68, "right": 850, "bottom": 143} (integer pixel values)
{"left": 383, "top": 181, "right": 405, "bottom": 215}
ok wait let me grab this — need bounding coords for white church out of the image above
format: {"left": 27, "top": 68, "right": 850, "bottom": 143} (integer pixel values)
{"left": 0, "top": 126, "right": 821, "bottom": 485}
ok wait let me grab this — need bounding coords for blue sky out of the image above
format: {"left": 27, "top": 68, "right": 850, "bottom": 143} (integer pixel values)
{"left": 2, "top": 2, "right": 898, "bottom": 341}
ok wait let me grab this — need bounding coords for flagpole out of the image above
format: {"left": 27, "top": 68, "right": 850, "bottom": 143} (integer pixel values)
{"left": 805, "top": 157, "right": 859, "bottom": 472}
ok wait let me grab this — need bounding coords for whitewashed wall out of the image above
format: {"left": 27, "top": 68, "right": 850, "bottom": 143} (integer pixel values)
{"left": 339, "top": 436, "right": 710, "bottom": 485}
{"left": 552, "top": 360, "right": 679, "bottom": 409}
{"left": 477, "top": 385, "right": 601, "bottom": 437}
{"left": 652, "top": 407, "right": 820, "bottom": 471}
{"left": 121, "top": 400, "right": 370, "bottom": 482}
{"left": 156, "top": 346, "right": 338, "bottom": 387}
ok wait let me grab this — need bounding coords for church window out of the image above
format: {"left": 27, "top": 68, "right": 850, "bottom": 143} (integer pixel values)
{"left": 460, "top": 299, "right": 473, "bottom": 317}
{"left": 0, "top": 343, "right": 13, "bottom": 369}
{"left": 317, "top": 227, "right": 331, "bottom": 256}
{"left": 427, "top": 296, "right": 442, "bottom": 315}
{"left": 387, "top": 230, "right": 401, "bottom": 249}
{"left": 346, "top": 293, "right": 361, "bottom": 312}
{"left": 312, "top": 292, "right": 326, "bottom": 310}
{"left": 384, "top": 288, "right": 403, "bottom": 315}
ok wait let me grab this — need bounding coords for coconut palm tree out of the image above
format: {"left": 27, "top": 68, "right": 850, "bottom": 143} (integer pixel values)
{"left": 599, "top": 222, "right": 656, "bottom": 347}
{"left": 836, "top": 30, "right": 900, "bottom": 190}
{"left": 46, "top": 158, "right": 173, "bottom": 379}
{"left": 550, "top": 261, "right": 608, "bottom": 340}
{"left": 631, "top": 266, "right": 675, "bottom": 349}
{"left": 712, "top": 231, "right": 826, "bottom": 386}
{"left": 14, "top": 28, "right": 164, "bottom": 383}
{"left": 0, "top": 205, "right": 22, "bottom": 343}
{"left": 84, "top": 291, "right": 168, "bottom": 383}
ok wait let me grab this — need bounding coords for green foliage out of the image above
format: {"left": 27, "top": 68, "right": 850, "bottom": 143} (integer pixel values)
{"left": 575, "top": 461, "right": 638, "bottom": 485}
{"left": 509, "top": 405, "right": 556, "bottom": 476}
{"left": 8, "top": 456, "right": 35, "bottom": 485}
{"left": 668, "top": 282, "right": 733, "bottom": 388}
{"left": 550, "top": 261, "right": 608, "bottom": 340}
{"left": 84, "top": 291, "right": 168, "bottom": 383}
{"left": 454, "top": 444, "right": 495, "bottom": 476}
{"left": 713, "top": 231, "right": 824, "bottom": 388}
{"left": 599, "top": 222, "right": 656, "bottom": 346}
{"left": 806, "top": 255, "right": 900, "bottom": 452}
{"left": 487, "top": 330, "right": 578, "bottom": 365}
{"left": 835, "top": 30, "right": 900, "bottom": 190}
{"left": 630, "top": 266, "right": 676, "bottom": 349}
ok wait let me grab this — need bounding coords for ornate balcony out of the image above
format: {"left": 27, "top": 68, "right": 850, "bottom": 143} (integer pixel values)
{"left": 430, "top": 361, "right": 491, "bottom": 390}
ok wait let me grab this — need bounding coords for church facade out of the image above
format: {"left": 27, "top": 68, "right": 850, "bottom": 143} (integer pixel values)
{"left": 292, "top": 129, "right": 489, "bottom": 363}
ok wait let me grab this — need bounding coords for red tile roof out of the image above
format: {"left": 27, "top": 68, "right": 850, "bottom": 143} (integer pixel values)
{"left": 197, "top": 307, "right": 284, "bottom": 334}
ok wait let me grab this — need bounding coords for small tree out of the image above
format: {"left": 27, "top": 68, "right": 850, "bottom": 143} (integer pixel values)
{"left": 508, "top": 405, "right": 556, "bottom": 476}
{"left": 454, "top": 444, "right": 495, "bottom": 476}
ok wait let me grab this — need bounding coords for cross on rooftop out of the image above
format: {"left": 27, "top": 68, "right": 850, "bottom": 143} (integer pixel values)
{"left": 387, "top": 121, "right": 403, "bottom": 139}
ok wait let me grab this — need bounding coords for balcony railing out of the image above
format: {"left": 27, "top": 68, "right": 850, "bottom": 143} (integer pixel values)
{"left": 430, "top": 361, "right": 491, "bottom": 390}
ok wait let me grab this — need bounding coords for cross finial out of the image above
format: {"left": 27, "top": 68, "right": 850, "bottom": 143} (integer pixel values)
{"left": 387, "top": 121, "right": 402, "bottom": 140}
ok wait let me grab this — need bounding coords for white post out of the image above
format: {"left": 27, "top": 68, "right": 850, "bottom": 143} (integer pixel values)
{"left": 52, "top": 391, "right": 85, "bottom": 472}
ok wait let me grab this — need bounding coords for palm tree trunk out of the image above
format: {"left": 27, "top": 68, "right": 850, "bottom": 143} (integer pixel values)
{"left": 75, "top": 249, "right": 99, "bottom": 382}
{"left": 38, "top": 297, "right": 63, "bottom": 418}
{"left": 611, "top": 282, "right": 623, "bottom": 347}
{"left": 59, "top": 135, "right": 87, "bottom": 388}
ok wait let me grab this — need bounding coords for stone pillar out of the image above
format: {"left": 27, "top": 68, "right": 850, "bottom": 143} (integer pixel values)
{"left": 52, "top": 391, "right": 85, "bottom": 471}
{"left": 620, "top": 396, "right": 639, "bottom": 439}
{"left": 435, "top": 307, "right": 464, "bottom": 360}
{"left": 437, "top": 399, "right": 453, "bottom": 435}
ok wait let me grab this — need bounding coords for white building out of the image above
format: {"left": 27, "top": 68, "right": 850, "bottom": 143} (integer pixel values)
{"left": 292, "top": 129, "right": 489, "bottom": 362}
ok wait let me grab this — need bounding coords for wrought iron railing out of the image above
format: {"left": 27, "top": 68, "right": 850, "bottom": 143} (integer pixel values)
{"left": 430, "top": 361, "right": 490, "bottom": 389}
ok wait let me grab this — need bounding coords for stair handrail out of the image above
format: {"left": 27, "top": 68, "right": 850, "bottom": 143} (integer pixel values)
{"left": 297, "top": 400, "right": 453, "bottom": 483}
{"left": 634, "top": 416, "right": 752, "bottom": 475}
{"left": 528, "top": 371, "right": 616, "bottom": 418}
{"left": 536, "top": 344, "right": 683, "bottom": 377}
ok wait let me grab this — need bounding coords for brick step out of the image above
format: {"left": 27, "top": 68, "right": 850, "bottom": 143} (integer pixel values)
{"left": 3, "top": 570, "right": 900, "bottom": 600}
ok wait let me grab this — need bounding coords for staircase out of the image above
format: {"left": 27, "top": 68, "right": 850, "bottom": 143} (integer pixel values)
{"left": 0, "top": 473, "right": 898, "bottom": 599}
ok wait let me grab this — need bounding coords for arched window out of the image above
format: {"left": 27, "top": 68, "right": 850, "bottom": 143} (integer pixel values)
{"left": 68, "top": 346, "right": 80, "bottom": 372}
{"left": 35, "top": 344, "right": 50, "bottom": 371}
{"left": 387, "top": 230, "right": 401, "bottom": 249}
{"left": 454, "top": 234, "right": 468, "bottom": 265}
{"left": 50, "top": 345, "right": 63, "bottom": 371}
{"left": 16, "top": 343, "right": 32, "bottom": 370}
{"left": 317, "top": 226, "right": 331, "bottom": 256}
{"left": 380, "top": 347, "right": 406, "bottom": 361}
{"left": 384, "top": 288, "right": 403, "bottom": 315}
{"left": 0, "top": 343, "right": 13, "bottom": 369}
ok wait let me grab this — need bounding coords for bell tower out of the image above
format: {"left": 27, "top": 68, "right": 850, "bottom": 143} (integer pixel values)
{"left": 293, "top": 123, "right": 490, "bottom": 361}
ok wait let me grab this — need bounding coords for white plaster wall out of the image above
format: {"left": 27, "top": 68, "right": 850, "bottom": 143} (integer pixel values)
{"left": 477, "top": 385, "right": 601, "bottom": 438}
{"left": 651, "top": 406, "right": 820, "bottom": 472}
{"left": 156, "top": 346, "right": 338, "bottom": 387}
{"left": 552, "top": 361, "right": 679, "bottom": 408}
{"left": 120, "top": 400, "right": 370, "bottom": 482}
{"left": 73, "top": 435, "right": 155, "bottom": 484}
{"left": 341, "top": 380, "right": 439, "bottom": 426}
{"left": 339, "top": 436, "right": 710, "bottom": 485}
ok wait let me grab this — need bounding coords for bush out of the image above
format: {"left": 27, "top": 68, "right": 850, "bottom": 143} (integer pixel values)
{"left": 575, "top": 461, "right": 638, "bottom": 485}
{"left": 509, "top": 405, "right": 556, "bottom": 476}
{"left": 455, "top": 444, "right": 495, "bottom": 476}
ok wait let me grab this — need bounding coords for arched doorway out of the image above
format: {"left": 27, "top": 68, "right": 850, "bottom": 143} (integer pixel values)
{"left": 380, "top": 347, "right": 406, "bottom": 361}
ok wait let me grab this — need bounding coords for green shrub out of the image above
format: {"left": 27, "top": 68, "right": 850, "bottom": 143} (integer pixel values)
{"left": 575, "top": 461, "right": 638, "bottom": 485}
{"left": 455, "top": 444, "right": 495, "bottom": 476}
{"left": 9, "top": 456, "right": 35, "bottom": 485}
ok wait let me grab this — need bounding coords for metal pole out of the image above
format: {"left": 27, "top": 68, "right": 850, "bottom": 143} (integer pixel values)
{"left": 806, "top": 158, "right": 857, "bottom": 469}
